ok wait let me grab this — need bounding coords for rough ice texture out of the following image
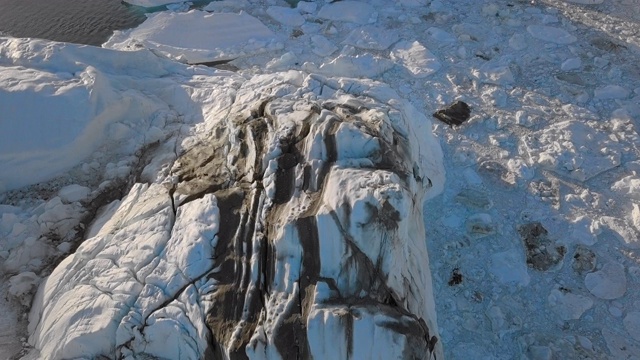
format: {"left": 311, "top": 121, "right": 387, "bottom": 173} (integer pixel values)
{"left": 0, "top": 37, "right": 189, "bottom": 191}
{"left": 28, "top": 71, "right": 445, "bottom": 359}
{"left": 519, "top": 120, "right": 628, "bottom": 182}
{"left": 103, "top": 11, "right": 281, "bottom": 64}
{"left": 391, "top": 41, "right": 441, "bottom": 78}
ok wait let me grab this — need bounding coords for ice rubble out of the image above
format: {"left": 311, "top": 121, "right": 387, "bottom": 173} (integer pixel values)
{"left": 24, "top": 58, "right": 444, "bottom": 358}
{"left": 3, "top": 0, "right": 640, "bottom": 358}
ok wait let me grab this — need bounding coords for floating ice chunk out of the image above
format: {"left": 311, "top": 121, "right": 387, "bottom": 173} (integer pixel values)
{"left": 267, "top": 6, "right": 305, "bottom": 27}
{"left": 58, "top": 184, "right": 91, "bottom": 203}
{"left": 390, "top": 40, "right": 441, "bottom": 78}
{"left": 599, "top": 216, "right": 640, "bottom": 248}
{"left": 426, "top": 27, "right": 457, "bottom": 44}
{"left": 317, "top": 1, "right": 376, "bottom": 24}
{"left": 452, "top": 23, "right": 488, "bottom": 42}
{"left": 490, "top": 249, "right": 530, "bottom": 286}
{"left": 509, "top": 34, "right": 527, "bottom": 50}
{"left": 623, "top": 312, "right": 640, "bottom": 342}
{"left": 396, "top": 0, "right": 428, "bottom": 6}
{"left": 466, "top": 213, "right": 495, "bottom": 237}
{"left": 297, "top": 1, "right": 317, "bottom": 14}
{"left": 561, "top": 57, "right": 582, "bottom": 71}
{"left": 311, "top": 35, "right": 338, "bottom": 57}
{"left": 8, "top": 272, "right": 40, "bottom": 298}
{"left": 585, "top": 262, "right": 626, "bottom": 299}
{"left": 266, "top": 52, "right": 298, "bottom": 70}
{"left": 473, "top": 62, "right": 514, "bottom": 86}
{"left": 548, "top": 288, "right": 593, "bottom": 320}
{"left": 305, "top": 54, "right": 394, "bottom": 78}
{"left": 602, "top": 328, "right": 640, "bottom": 359}
{"left": 527, "top": 25, "right": 577, "bottom": 44}
{"left": 343, "top": 26, "right": 399, "bottom": 50}
{"left": 104, "top": 11, "right": 279, "bottom": 64}
{"left": 520, "top": 120, "right": 623, "bottom": 181}
{"left": 612, "top": 175, "right": 640, "bottom": 200}
{"left": 570, "top": 216, "right": 600, "bottom": 246}
{"left": 594, "top": 85, "right": 629, "bottom": 100}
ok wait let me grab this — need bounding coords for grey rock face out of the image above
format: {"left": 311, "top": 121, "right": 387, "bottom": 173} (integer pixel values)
{"left": 29, "top": 72, "right": 444, "bottom": 360}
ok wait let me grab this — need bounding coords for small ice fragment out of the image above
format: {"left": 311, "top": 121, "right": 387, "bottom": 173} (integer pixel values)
{"left": 594, "top": 85, "right": 629, "bottom": 100}
{"left": 267, "top": 6, "right": 305, "bottom": 27}
{"left": 527, "top": 25, "right": 577, "bottom": 44}
{"left": 585, "top": 262, "right": 626, "bottom": 299}
{"left": 390, "top": 40, "right": 441, "bottom": 77}
{"left": 561, "top": 58, "right": 581, "bottom": 71}
{"left": 58, "top": 184, "right": 91, "bottom": 203}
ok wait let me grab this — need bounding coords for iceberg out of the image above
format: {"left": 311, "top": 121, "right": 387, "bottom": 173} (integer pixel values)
{"left": 26, "top": 64, "right": 445, "bottom": 358}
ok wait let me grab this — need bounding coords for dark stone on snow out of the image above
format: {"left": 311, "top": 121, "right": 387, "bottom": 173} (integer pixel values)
{"left": 518, "top": 222, "right": 566, "bottom": 272}
{"left": 433, "top": 100, "right": 471, "bottom": 126}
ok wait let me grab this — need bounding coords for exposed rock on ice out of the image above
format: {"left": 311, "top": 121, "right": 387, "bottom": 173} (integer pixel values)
{"left": 104, "top": 11, "right": 281, "bottom": 64}
{"left": 518, "top": 222, "right": 565, "bottom": 271}
{"left": 527, "top": 25, "right": 577, "bottom": 44}
{"left": 433, "top": 100, "right": 471, "bottom": 126}
{"left": 391, "top": 40, "right": 441, "bottom": 78}
{"left": 584, "top": 262, "right": 626, "bottom": 300}
{"left": 317, "top": 1, "right": 377, "bottom": 25}
{"left": 28, "top": 72, "right": 445, "bottom": 360}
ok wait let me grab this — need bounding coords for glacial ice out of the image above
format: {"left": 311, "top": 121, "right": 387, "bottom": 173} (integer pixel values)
{"left": 26, "top": 65, "right": 445, "bottom": 359}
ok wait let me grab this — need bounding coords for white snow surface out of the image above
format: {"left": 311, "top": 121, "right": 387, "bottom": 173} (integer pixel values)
{"left": 104, "top": 11, "right": 282, "bottom": 64}
{"left": 2, "top": 0, "right": 640, "bottom": 358}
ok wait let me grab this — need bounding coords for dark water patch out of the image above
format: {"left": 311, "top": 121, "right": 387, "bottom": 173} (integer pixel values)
{"left": 0, "top": 0, "right": 147, "bottom": 45}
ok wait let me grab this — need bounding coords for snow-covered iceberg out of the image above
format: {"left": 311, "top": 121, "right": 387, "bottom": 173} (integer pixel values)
{"left": 25, "top": 59, "right": 444, "bottom": 358}
{"left": 0, "top": 37, "right": 241, "bottom": 192}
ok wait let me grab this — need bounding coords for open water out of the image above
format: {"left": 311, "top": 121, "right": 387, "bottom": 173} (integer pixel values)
{"left": 0, "top": 0, "right": 148, "bottom": 45}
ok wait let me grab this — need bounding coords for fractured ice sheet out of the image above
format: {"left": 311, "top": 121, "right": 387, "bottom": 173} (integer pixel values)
{"left": 28, "top": 72, "right": 444, "bottom": 359}
{"left": 104, "top": 10, "right": 282, "bottom": 64}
